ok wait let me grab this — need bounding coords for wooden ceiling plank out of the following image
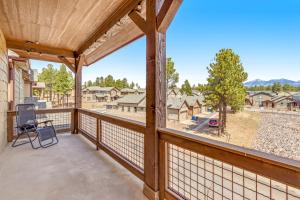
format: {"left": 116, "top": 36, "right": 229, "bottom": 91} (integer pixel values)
{"left": 77, "top": 0, "right": 142, "bottom": 55}
{"left": 156, "top": 0, "right": 182, "bottom": 33}
{"left": 129, "top": 10, "right": 147, "bottom": 33}
{"left": 58, "top": 56, "right": 76, "bottom": 73}
{"left": 7, "top": 40, "right": 75, "bottom": 58}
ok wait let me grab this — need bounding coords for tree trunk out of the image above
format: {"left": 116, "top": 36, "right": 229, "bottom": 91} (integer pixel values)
{"left": 50, "top": 86, "right": 53, "bottom": 101}
{"left": 223, "top": 102, "right": 227, "bottom": 129}
{"left": 218, "top": 102, "right": 222, "bottom": 136}
{"left": 220, "top": 104, "right": 224, "bottom": 134}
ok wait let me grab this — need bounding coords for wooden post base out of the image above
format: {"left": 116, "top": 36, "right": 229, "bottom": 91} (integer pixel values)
{"left": 143, "top": 183, "right": 159, "bottom": 200}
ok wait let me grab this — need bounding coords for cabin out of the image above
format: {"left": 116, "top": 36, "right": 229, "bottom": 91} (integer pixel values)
{"left": 167, "top": 97, "right": 189, "bottom": 121}
{"left": 184, "top": 96, "right": 202, "bottom": 116}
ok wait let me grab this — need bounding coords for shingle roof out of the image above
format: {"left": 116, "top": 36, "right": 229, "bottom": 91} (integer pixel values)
{"left": 83, "top": 86, "right": 116, "bottom": 92}
{"left": 249, "top": 91, "right": 276, "bottom": 97}
{"left": 120, "top": 88, "right": 137, "bottom": 93}
{"left": 184, "top": 96, "right": 201, "bottom": 107}
{"left": 167, "top": 97, "right": 186, "bottom": 109}
{"left": 116, "top": 94, "right": 145, "bottom": 104}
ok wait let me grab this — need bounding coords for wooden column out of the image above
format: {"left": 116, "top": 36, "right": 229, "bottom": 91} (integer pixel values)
{"left": 73, "top": 55, "right": 84, "bottom": 134}
{"left": 144, "top": 0, "right": 167, "bottom": 199}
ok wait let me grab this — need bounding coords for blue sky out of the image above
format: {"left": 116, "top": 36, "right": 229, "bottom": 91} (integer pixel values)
{"left": 31, "top": 0, "right": 300, "bottom": 87}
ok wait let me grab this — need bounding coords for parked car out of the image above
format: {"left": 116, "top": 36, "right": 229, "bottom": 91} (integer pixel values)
{"left": 208, "top": 119, "right": 221, "bottom": 127}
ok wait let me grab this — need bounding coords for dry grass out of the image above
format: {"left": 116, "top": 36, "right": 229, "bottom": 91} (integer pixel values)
{"left": 226, "top": 111, "right": 261, "bottom": 148}
{"left": 192, "top": 111, "right": 261, "bottom": 148}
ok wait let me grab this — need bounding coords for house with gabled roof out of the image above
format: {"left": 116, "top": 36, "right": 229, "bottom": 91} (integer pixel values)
{"left": 184, "top": 96, "right": 203, "bottom": 116}
{"left": 115, "top": 94, "right": 146, "bottom": 112}
{"left": 246, "top": 91, "right": 276, "bottom": 107}
{"left": 167, "top": 97, "right": 189, "bottom": 122}
{"left": 82, "top": 86, "right": 120, "bottom": 102}
{"left": 167, "top": 88, "right": 181, "bottom": 97}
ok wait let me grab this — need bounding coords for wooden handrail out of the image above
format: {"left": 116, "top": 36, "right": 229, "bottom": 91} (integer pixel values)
{"left": 158, "top": 127, "right": 300, "bottom": 189}
{"left": 78, "top": 108, "right": 146, "bottom": 134}
{"left": 7, "top": 107, "right": 75, "bottom": 115}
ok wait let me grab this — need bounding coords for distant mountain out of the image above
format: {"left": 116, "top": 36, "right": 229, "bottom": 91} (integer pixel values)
{"left": 244, "top": 79, "right": 300, "bottom": 87}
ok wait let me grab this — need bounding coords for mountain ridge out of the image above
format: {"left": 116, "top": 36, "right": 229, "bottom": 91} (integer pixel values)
{"left": 244, "top": 79, "right": 300, "bottom": 87}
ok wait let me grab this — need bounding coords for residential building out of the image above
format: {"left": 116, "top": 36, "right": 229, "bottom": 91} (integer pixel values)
{"left": 7, "top": 51, "right": 35, "bottom": 110}
{"left": 82, "top": 86, "right": 120, "bottom": 102}
{"left": 246, "top": 91, "right": 276, "bottom": 107}
{"left": 167, "top": 97, "right": 189, "bottom": 121}
{"left": 115, "top": 94, "right": 146, "bottom": 112}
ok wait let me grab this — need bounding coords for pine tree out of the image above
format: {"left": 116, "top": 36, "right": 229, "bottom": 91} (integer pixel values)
{"left": 205, "top": 48, "right": 248, "bottom": 134}
{"left": 180, "top": 80, "right": 192, "bottom": 95}
{"left": 166, "top": 57, "right": 179, "bottom": 89}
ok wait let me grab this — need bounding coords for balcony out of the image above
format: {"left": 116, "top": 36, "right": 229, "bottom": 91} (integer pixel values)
{"left": 5, "top": 108, "right": 300, "bottom": 200}
{"left": 1, "top": 0, "right": 300, "bottom": 199}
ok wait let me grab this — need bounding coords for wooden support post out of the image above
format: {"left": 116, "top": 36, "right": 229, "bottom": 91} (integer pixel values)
{"left": 144, "top": 0, "right": 167, "bottom": 199}
{"left": 7, "top": 112, "right": 14, "bottom": 142}
{"left": 96, "top": 119, "right": 100, "bottom": 150}
{"left": 74, "top": 55, "right": 84, "bottom": 134}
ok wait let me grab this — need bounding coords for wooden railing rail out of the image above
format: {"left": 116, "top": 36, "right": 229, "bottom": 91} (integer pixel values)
{"left": 77, "top": 108, "right": 146, "bottom": 181}
{"left": 7, "top": 108, "right": 75, "bottom": 142}
{"left": 158, "top": 128, "right": 300, "bottom": 199}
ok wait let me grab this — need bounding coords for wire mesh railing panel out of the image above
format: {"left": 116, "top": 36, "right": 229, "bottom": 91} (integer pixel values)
{"left": 11, "top": 111, "right": 72, "bottom": 136}
{"left": 101, "top": 121, "right": 144, "bottom": 170}
{"left": 37, "top": 112, "right": 71, "bottom": 130}
{"left": 79, "top": 113, "right": 97, "bottom": 138}
{"left": 167, "top": 143, "right": 300, "bottom": 200}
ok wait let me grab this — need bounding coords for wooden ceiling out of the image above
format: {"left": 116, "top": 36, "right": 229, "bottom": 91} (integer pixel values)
{"left": 0, "top": 0, "right": 145, "bottom": 66}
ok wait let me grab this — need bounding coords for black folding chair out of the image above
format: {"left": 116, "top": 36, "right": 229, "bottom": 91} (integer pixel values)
{"left": 12, "top": 104, "right": 59, "bottom": 149}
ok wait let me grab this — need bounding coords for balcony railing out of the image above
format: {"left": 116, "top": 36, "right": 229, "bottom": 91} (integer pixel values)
{"left": 6, "top": 108, "right": 300, "bottom": 200}
{"left": 158, "top": 128, "right": 300, "bottom": 200}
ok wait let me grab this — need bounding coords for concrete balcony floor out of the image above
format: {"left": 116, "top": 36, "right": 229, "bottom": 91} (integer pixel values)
{"left": 0, "top": 134, "right": 147, "bottom": 200}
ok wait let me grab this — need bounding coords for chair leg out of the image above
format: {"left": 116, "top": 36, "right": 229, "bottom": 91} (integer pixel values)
{"left": 12, "top": 131, "right": 40, "bottom": 149}
{"left": 11, "top": 133, "right": 27, "bottom": 147}
{"left": 27, "top": 133, "right": 40, "bottom": 149}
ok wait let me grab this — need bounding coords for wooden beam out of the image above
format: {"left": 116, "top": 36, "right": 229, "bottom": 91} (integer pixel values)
{"left": 58, "top": 56, "right": 75, "bottom": 73}
{"left": 7, "top": 40, "right": 75, "bottom": 58}
{"left": 144, "top": 0, "right": 167, "bottom": 199}
{"left": 75, "top": 54, "right": 85, "bottom": 73}
{"left": 8, "top": 49, "right": 76, "bottom": 64}
{"left": 77, "top": 0, "right": 142, "bottom": 55}
{"left": 156, "top": 0, "right": 182, "bottom": 33}
{"left": 74, "top": 54, "right": 84, "bottom": 109}
{"left": 129, "top": 10, "right": 147, "bottom": 33}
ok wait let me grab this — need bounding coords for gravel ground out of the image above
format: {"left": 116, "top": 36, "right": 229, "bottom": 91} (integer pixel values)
{"left": 253, "top": 113, "right": 300, "bottom": 160}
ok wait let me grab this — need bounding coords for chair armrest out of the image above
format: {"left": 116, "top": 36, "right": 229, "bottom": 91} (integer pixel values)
{"left": 38, "top": 120, "right": 54, "bottom": 124}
